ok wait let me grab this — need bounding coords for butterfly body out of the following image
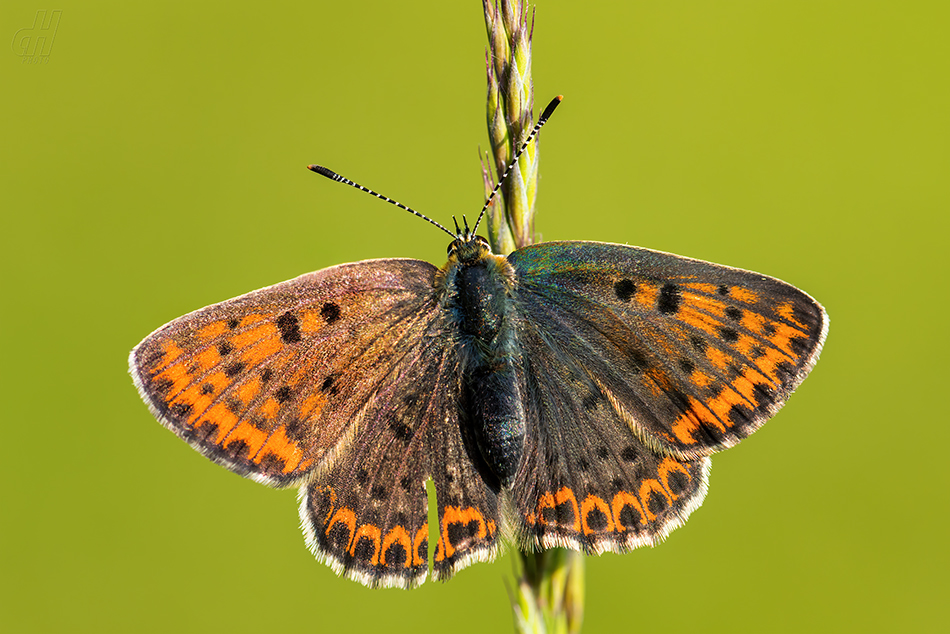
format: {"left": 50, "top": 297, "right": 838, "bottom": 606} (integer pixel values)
{"left": 443, "top": 233, "right": 526, "bottom": 488}
{"left": 131, "top": 236, "right": 827, "bottom": 589}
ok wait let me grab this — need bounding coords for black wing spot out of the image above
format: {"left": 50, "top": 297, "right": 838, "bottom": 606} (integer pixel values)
{"left": 371, "top": 485, "right": 388, "bottom": 500}
{"left": 321, "top": 374, "right": 340, "bottom": 395}
{"left": 646, "top": 490, "right": 668, "bottom": 516}
{"left": 699, "top": 419, "right": 727, "bottom": 443}
{"left": 728, "top": 403, "right": 754, "bottom": 426}
{"left": 666, "top": 388, "right": 692, "bottom": 411}
{"left": 224, "top": 362, "right": 246, "bottom": 378}
{"left": 169, "top": 402, "right": 192, "bottom": 418}
{"left": 791, "top": 336, "right": 810, "bottom": 356}
{"left": 614, "top": 279, "right": 637, "bottom": 302}
{"left": 390, "top": 420, "right": 413, "bottom": 442}
{"left": 321, "top": 302, "right": 341, "bottom": 324}
{"left": 356, "top": 468, "right": 369, "bottom": 485}
{"left": 658, "top": 284, "right": 682, "bottom": 315}
{"left": 753, "top": 382, "right": 774, "bottom": 406}
{"left": 678, "top": 358, "right": 695, "bottom": 374}
{"left": 596, "top": 446, "right": 610, "bottom": 460}
{"left": 690, "top": 335, "right": 708, "bottom": 353}
{"left": 352, "top": 535, "right": 378, "bottom": 564}
{"left": 414, "top": 536, "right": 428, "bottom": 564}
{"left": 400, "top": 476, "right": 413, "bottom": 492}
{"left": 383, "top": 541, "right": 408, "bottom": 567}
{"left": 200, "top": 382, "right": 215, "bottom": 395}
{"left": 620, "top": 446, "right": 639, "bottom": 462}
{"left": 618, "top": 504, "right": 642, "bottom": 529}
{"left": 258, "top": 453, "right": 287, "bottom": 474}
{"left": 217, "top": 341, "right": 234, "bottom": 356}
{"left": 581, "top": 392, "right": 601, "bottom": 411}
{"left": 667, "top": 470, "right": 690, "bottom": 495}
{"left": 794, "top": 304, "right": 814, "bottom": 328}
{"left": 140, "top": 348, "right": 166, "bottom": 371}
{"left": 719, "top": 327, "right": 739, "bottom": 343}
{"left": 725, "top": 306, "right": 743, "bottom": 322}
{"left": 275, "top": 311, "right": 302, "bottom": 344}
{"left": 628, "top": 348, "right": 650, "bottom": 372}
{"left": 775, "top": 361, "right": 795, "bottom": 383}
{"left": 324, "top": 518, "right": 354, "bottom": 551}
{"left": 553, "top": 497, "right": 579, "bottom": 528}
{"left": 190, "top": 421, "right": 218, "bottom": 442}
{"left": 717, "top": 284, "right": 729, "bottom": 296}
{"left": 275, "top": 386, "right": 293, "bottom": 403}
{"left": 225, "top": 439, "right": 250, "bottom": 461}
{"left": 284, "top": 417, "right": 308, "bottom": 443}
{"left": 227, "top": 318, "right": 240, "bottom": 329}
{"left": 584, "top": 505, "right": 609, "bottom": 531}
{"left": 226, "top": 398, "right": 243, "bottom": 414}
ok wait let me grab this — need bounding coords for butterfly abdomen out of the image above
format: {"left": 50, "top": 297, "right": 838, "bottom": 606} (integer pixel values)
{"left": 446, "top": 251, "right": 525, "bottom": 489}
{"left": 463, "top": 363, "right": 525, "bottom": 488}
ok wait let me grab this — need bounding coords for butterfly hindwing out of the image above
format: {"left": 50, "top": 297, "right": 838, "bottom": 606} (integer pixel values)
{"left": 299, "top": 318, "right": 500, "bottom": 588}
{"left": 508, "top": 241, "right": 828, "bottom": 460}
{"left": 508, "top": 318, "right": 711, "bottom": 553}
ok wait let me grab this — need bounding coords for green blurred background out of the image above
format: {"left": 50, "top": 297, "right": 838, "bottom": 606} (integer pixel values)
{"left": 2, "top": 2, "right": 947, "bottom": 632}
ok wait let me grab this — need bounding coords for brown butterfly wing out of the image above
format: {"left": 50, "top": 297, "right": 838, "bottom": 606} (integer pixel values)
{"left": 508, "top": 241, "right": 827, "bottom": 461}
{"left": 131, "top": 258, "right": 499, "bottom": 587}
{"left": 130, "top": 259, "right": 436, "bottom": 487}
{"left": 508, "top": 318, "right": 711, "bottom": 554}
{"left": 299, "top": 329, "right": 500, "bottom": 588}
{"left": 504, "top": 240, "right": 825, "bottom": 551}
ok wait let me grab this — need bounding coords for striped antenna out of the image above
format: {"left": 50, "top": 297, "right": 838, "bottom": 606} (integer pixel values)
{"left": 308, "top": 164, "right": 456, "bottom": 239}
{"left": 471, "top": 95, "right": 563, "bottom": 234}
{"left": 309, "top": 95, "right": 562, "bottom": 241}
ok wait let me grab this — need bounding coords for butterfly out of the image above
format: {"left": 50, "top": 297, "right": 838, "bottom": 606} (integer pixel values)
{"left": 130, "top": 97, "right": 827, "bottom": 589}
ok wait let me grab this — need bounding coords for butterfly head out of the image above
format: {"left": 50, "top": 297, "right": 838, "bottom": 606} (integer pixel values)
{"left": 447, "top": 233, "right": 491, "bottom": 264}
{"left": 447, "top": 215, "right": 492, "bottom": 264}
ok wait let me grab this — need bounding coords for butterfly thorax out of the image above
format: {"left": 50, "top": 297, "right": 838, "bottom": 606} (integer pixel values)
{"left": 439, "top": 234, "right": 526, "bottom": 490}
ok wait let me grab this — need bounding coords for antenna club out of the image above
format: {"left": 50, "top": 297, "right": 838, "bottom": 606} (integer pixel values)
{"left": 308, "top": 164, "right": 341, "bottom": 181}
{"left": 472, "top": 94, "right": 564, "bottom": 233}
{"left": 539, "top": 96, "right": 562, "bottom": 123}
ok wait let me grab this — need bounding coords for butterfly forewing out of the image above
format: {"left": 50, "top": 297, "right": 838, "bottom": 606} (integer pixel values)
{"left": 130, "top": 259, "right": 449, "bottom": 486}
{"left": 509, "top": 241, "right": 828, "bottom": 460}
